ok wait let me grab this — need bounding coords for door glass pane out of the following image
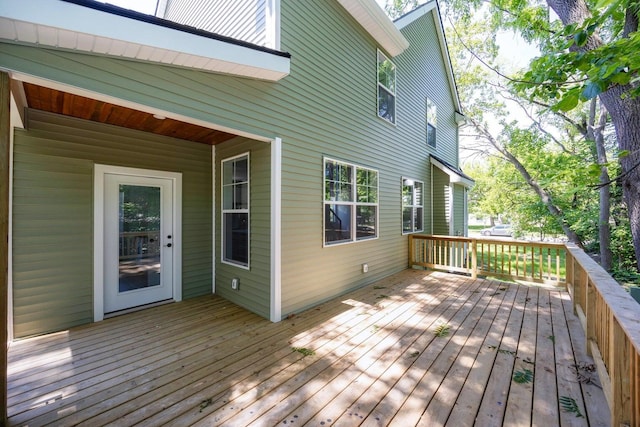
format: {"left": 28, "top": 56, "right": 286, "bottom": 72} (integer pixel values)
{"left": 119, "top": 184, "right": 161, "bottom": 293}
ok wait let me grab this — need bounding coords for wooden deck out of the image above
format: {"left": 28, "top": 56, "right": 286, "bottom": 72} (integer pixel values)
{"left": 7, "top": 270, "right": 610, "bottom": 426}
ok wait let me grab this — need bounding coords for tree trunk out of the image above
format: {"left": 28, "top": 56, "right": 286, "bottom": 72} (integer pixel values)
{"left": 502, "top": 148, "right": 584, "bottom": 245}
{"left": 468, "top": 117, "right": 584, "bottom": 245}
{"left": 547, "top": 0, "right": 640, "bottom": 269}
{"left": 594, "top": 106, "right": 613, "bottom": 270}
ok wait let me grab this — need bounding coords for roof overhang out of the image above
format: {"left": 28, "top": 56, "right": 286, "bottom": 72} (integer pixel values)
{"left": 336, "top": 0, "right": 409, "bottom": 57}
{"left": 395, "top": 1, "right": 463, "bottom": 116}
{"left": 0, "top": 0, "right": 291, "bottom": 81}
{"left": 430, "top": 155, "right": 475, "bottom": 188}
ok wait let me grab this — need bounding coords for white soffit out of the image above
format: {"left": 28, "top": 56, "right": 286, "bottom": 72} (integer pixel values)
{"left": 0, "top": 0, "right": 290, "bottom": 81}
{"left": 431, "top": 157, "right": 475, "bottom": 188}
{"left": 336, "top": 0, "right": 409, "bottom": 57}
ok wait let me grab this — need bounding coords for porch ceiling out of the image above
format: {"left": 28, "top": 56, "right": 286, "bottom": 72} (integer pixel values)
{"left": 23, "top": 82, "right": 237, "bottom": 145}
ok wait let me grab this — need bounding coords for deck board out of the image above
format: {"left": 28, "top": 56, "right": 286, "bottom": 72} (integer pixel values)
{"left": 7, "top": 270, "right": 610, "bottom": 426}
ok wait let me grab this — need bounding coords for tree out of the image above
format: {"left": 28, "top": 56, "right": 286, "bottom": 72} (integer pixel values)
{"left": 447, "top": 0, "right": 640, "bottom": 269}
{"left": 384, "top": 0, "right": 419, "bottom": 18}
{"left": 382, "top": 0, "right": 636, "bottom": 272}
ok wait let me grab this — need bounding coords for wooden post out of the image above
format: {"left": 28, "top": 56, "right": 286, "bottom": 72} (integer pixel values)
{"left": 610, "top": 318, "right": 631, "bottom": 426}
{"left": 573, "top": 264, "right": 582, "bottom": 316}
{"left": 0, "top": 71, "right": 10, "bottom": 424}
{"left": 408, "top": 235, "right": 414, "bottom": 268}
{"left": 586, "top": 280, "right": 596, "bottom": 356}
{"left": 471, "top": 238, "right": 477, "bottom": 279}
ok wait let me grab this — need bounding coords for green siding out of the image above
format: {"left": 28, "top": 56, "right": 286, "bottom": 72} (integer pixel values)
{"left": 164, "top": 0, "right": 268, "bottom": 47}
{"left": 397, "top": 13, "right": 460, "bottom": 167}
{"left": 432, "top": 167, "right": 451, "bottom": 235}
{"left": 2, "top": 1, "right": 463, "bottom": 322}
{"left": 214, "top": 137, "right": 271, "bottom": 318}
{"left": 453, "top": 184, "right": 466, "bottom": 236}
{"left": 12, "top": 110, "right": 212, "bottom": 337}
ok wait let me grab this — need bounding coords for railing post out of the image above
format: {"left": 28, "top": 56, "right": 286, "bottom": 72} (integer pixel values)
{"left": 610, "top": 318, "right": 631, "bottom": 426}
{"left": 573, "top": 264, "right": 582, "bottom": 316}
{"left": 471, "top": 238, "right": 477, "bottom": 279}
{"left": 408, "top": 235, "right": 414, "bottom": 268}
{"left": 586, "top": 280, "right": 596, "bottom": 356}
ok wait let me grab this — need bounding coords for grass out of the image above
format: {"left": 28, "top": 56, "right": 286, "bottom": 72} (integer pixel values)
{"left": 468, "top": 225, "right": 486, "bottom": 232}
{"left": 475, "top": 241, "right": 567, "bottom": 281}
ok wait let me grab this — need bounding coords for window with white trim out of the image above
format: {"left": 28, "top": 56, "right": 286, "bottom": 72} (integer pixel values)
{"left": 324, "top": 158, "right": 378, "bottom": 245}
{"left": 402, "top": 178, "right": 424, "bottom": 234}
{"left": 222, "top": 153, "right": 249, "bottom": 267}
{"left": 377, "top": 50, "right": 396, "bottom": 124}
{"left": 427, "top": 98, "right": 437, "bottom": 147}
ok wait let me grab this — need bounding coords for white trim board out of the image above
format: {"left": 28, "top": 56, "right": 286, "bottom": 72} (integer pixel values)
{"left": 430, "top": 156, "right": 474, "bottom": 188}
{"left": 93, "top": 164, "right": 182, "bottom": 322}
{"left": 0, "top": 0, "right": 289, "bottom": 81}
{"left": 212, "top": 145, "right": 216, "bottom": 294}
{"left": 270, "top": 137, "right": 282, "bottom": 322}
{"left": 336, "top": 0, "right": 409, "bottom": 57}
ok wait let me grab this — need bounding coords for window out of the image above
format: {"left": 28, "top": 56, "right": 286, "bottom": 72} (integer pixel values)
{"left": 377, "top": 50, "right": 396, "bottom": 124}
{"left": 324, "top": 158, "right": 378, "bottom": 245}
{"left": 222, "top": 153, "right": 249, "bottom": 267}
{"left": 402, "top": 178, "right": 424, "bottom": 234}
{"left": 427, "top": 98, "right": 437, "bottom": 147}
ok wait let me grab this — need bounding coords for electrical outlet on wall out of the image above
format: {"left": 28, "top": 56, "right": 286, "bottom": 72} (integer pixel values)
{"left": 231, "top": 278, "right": 239, "bottom": 290}
{"left": 362, "top": 263, "right": 369, "bottom": 273}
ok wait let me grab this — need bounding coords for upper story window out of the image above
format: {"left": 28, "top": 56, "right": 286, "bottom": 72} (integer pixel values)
{"left": 427, "top": 98, "right": 437, "bottom": 147}
{"left": 402, "top": 178, "right": 424, "bottom": 234}
{"left": 222, "top": 153, "right": 250, "bottom": 268}
{"left": 377, "top": 50, "right": 396, "bottom": 124}
{"left": 324, "top": 158, "right": 379, "bottom": 246}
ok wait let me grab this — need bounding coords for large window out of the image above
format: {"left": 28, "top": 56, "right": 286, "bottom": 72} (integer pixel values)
{"left": 427, "top": 98, "right": 437, "bottom": 147}
{"left": 324, "top": 158, "right": 378, "bottom": 245}
{"left": 222, "top": 153, "right": 249, "bottom": 267}
{"left": 402, "top": 178, "right": 424, "bottom": 234}
{"left": 377, "top": 50, "right": 396, "bottom": 124}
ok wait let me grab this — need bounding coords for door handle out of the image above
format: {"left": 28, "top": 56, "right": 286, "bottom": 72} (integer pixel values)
{"left": 165, "top": 243, "right": 172, "bottom": 248}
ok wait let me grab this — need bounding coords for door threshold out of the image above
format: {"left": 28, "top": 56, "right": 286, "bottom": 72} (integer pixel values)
{"left": 104, "top": 299, "right": 174, "bottom": 319}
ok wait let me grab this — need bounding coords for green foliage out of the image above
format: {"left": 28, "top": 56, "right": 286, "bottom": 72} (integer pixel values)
{"left": 559, "top": 396, "right": 584, "bottom": 418}
{"left": 434, "top": 324, "right": 450, "bottom": 337}
{"left": 292, "top": 347, "right": 315, "bottom": 357}
{"left": 513, "top": 369, "right": 533, "bottom": 384}
{"left": 436, "top": 0, "right": 640, "bottom": 275}
{"left": 383, "top": 0, "right": 419, "bottom": 18}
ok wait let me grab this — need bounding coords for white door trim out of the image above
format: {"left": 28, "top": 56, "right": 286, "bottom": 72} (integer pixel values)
{"left": 94, "top": 164, "right": 182, "bottom": 322}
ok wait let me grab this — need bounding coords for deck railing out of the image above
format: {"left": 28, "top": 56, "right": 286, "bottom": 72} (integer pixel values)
{"left": 119, "top": 231, "right": 160, "bottom": 260}
{"left": 409, "top": 234, "right": 640, "bottom": 426}
{"left": 409, "top": 234, "right": 566, "bottom": 285}
{"left": 565, "top": 243, "right": 640, "bottom": 427}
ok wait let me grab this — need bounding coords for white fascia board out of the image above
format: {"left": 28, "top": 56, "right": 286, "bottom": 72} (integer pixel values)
{"left": 430, "top": 157, "right": 475, "bottom": 188}
{"left": 395, "top": 2, "right": 463, "bottom": 114}
{"left": 0, "top": 0, "right": 290, "bottom": 81}
{"left": 336, "top": 0, "right": 409, "bottom": 57}
{"left": 393, "top": 0, "right": 437, "bottom": 29}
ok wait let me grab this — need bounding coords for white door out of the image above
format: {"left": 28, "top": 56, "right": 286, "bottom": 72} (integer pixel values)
{"left": 103, "top": 173, "right": 175, "bottom": 313}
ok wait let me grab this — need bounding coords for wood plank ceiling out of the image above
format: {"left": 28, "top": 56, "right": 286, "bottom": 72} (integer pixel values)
{"left": 23, "top": 83, "right": 237, "bottom": 145}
